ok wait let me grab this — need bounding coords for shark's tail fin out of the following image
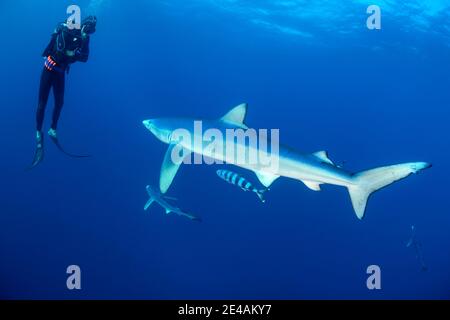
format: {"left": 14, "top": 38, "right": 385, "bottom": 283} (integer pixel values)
{"left": 348, "top": 162, "right": 431, "bottom": 219}
{"left": 256, "top": 188, "right": 270, "bottom": 203}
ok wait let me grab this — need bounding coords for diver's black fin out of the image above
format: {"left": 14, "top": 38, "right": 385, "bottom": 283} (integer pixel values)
{"left": 27, "top": 133, "right": 45, "bottom": 170}
{"left": 27, "top": 145, "right": 44, "bottom": 170}
{"left": 50, "top": 136, "right": 91, "bottom": 158}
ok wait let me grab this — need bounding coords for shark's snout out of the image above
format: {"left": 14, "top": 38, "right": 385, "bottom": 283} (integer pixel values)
{"left": 142, "top": 119, "right": 154, "bottom": 131}
{"left": 142, "top": 118, "right": 172, "bottom": 144}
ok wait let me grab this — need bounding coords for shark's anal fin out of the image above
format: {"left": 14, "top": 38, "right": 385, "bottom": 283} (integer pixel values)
{"left": 220, "top": 103, "right": 249, "bottom": 129}
{"left": 313, "top": 151, "right": 334, "bottom": 166}
{"left": 254, "top": 171, "right": 280, "bottom": 188}
{"left": 301, "top": 180, "right": 322, "bottom": 191}
{"left": 160, "top": 144, "right": 191, "bottom": 194}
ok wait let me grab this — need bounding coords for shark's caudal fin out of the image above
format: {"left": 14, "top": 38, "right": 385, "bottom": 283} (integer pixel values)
{"left": 348, "top": 162, "right": 431, "bottom": 219}
{"left": 256, "top": 188, "right": 270, "bottom": 203}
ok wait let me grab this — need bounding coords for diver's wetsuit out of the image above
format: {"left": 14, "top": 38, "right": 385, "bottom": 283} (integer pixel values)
{"left": 36, "top": 23, "right": 90, "bottom": 131}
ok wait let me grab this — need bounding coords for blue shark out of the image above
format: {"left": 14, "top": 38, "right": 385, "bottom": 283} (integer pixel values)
{"left": 143, "top": 103, "right": 431, "bottom": 220}
{"left": 144, "top": 185, "right": 201, "bottom": 221}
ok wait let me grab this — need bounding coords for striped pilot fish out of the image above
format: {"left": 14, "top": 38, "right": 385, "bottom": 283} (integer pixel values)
{"left": 216, "top": 169, "right": 269, "bottom": 203}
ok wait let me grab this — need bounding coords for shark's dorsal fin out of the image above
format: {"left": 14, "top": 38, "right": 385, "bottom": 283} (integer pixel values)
{"left": 254, "top": 171, "right": 280, "bottom": 188}
{"left": 301, "top": 180, "right": 322, "bottom": 191}
{"left": 160, "top": 144, "right": 191, "bottom": 194}
{"left": 221, "top": 103, "right": 248, "bottom": 128}
{"left": 313, "top": 151, "right": 334, "bottom": 166}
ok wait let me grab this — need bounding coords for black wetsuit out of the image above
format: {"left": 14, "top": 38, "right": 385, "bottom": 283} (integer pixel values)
{"left": 36, "top": 23, "right": 90, "bottom": 131}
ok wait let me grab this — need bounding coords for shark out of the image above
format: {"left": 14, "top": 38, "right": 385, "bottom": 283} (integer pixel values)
{"left": 143, "top": 103, "right": 431, "bottom": 220}
{"left": 144, "top": 185, "right": 201, "bottom": 221}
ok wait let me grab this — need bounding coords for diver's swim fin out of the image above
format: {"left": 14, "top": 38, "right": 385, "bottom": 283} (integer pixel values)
{"left": 27, "top": 132, "right": 45, "bottom": 170}
{"left": 28, "top": 145, "right": 44, "bottom": 170}
{"left": 49, "top": 136, "right": 91, "bottom": 158}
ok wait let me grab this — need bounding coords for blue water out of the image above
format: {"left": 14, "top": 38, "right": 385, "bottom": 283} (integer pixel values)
{"left": 1, "top": 0, "right": 449, "bottom": 299}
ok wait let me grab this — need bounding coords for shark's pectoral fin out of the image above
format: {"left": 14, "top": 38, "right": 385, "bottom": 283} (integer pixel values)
{"left": 313, "top": 151, "right": 334, "bottom": 166}
{"left": 301, "top": 180, "right": 322, "bottom": 191}
{"left": 254, "top": 171, "right": 280, "bottom": 188}
{"left": 165, "top": 208, "right": 171, "bottom": 215}
{"left": 144, "top": 198, "right": 155, "bottom": 211}
{"left": 160, "top": 144, "right": 191, "bottom": 194}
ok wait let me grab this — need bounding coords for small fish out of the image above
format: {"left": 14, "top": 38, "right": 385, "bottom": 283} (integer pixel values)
{"left": 216, "top": 169, "right": 269, "bottom": 203}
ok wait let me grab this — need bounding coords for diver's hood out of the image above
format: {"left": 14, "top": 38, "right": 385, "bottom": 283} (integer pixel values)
{"left": 82, "top": 16, "right": 97, "bottom": 34}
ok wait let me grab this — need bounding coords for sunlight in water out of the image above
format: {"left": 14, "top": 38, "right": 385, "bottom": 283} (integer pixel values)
{"left": 202, "top": 0, "right": 450, "bottom": 40}
{"left": 86, "top": 0, "right": 108, "bottom": 15}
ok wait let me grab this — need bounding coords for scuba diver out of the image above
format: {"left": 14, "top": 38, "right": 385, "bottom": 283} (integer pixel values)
{"left": 30, "top": 16, "right": 97, "bottom": 169}
{"left": 406, "top": 225, "right": 428, "bottom": 272}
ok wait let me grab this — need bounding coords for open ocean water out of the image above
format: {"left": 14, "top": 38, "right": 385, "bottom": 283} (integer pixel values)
{"left": 0, "top": 0, "right": 449, "bottom": 299}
